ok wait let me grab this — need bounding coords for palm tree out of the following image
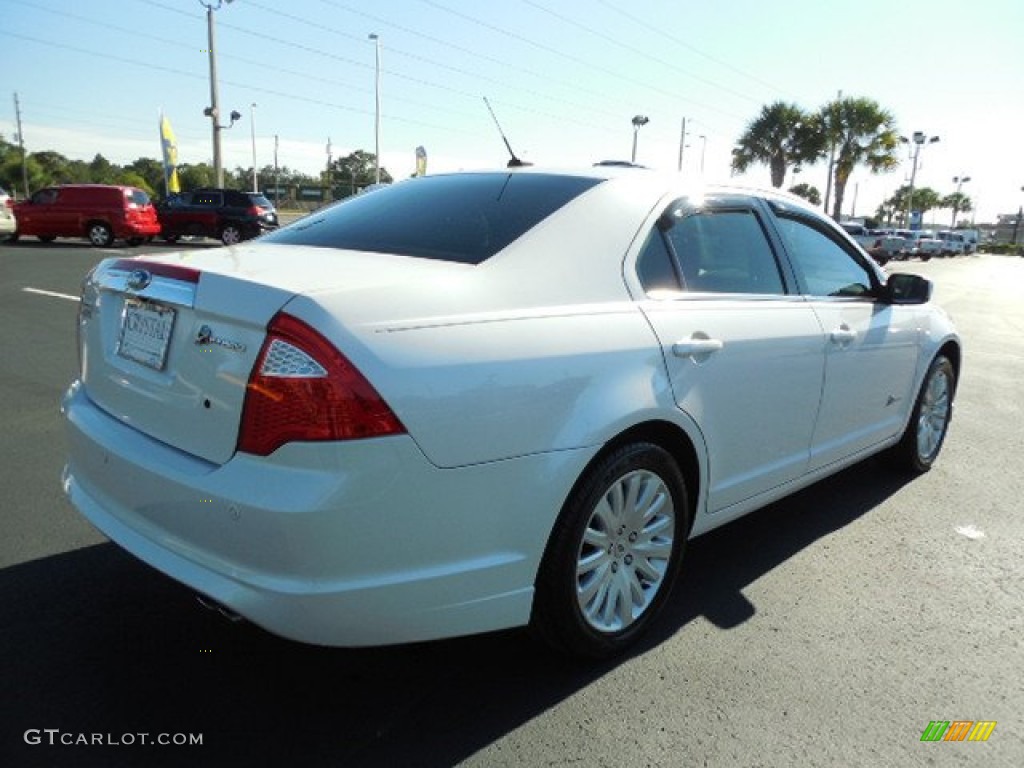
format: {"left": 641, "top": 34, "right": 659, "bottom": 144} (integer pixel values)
{"left": 942, "top": 192, "right": 973, "bottom": 228}
{"left": 819, "top": 97, "right": 900, "bottom": 220}
{"left": 731, "top": 102, "right": 822, "bottom": 188}
{"left": 788, "top": 182, "right": 821, "bottom": 205}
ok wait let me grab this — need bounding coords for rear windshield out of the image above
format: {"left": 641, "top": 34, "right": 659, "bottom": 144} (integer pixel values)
{"left": 249, "top": 194, "right": 273, "bottom": 208}
{"left": 262, "top": 172, "right": 603, "bottom": 264}
{"left": 128, "top": 188, "right": 151, "bottom": 206}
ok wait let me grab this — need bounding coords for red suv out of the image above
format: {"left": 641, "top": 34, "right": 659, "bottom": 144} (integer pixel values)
{"left": 11, "top": 184, "right": 162, "bottom": 246}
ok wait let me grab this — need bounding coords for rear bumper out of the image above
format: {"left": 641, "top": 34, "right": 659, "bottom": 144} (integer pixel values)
{"left": 119, "top": 220, "right": 162, "bottom": 237}
{"left": 62, "top": 381, "right": 588, "bottom": 646}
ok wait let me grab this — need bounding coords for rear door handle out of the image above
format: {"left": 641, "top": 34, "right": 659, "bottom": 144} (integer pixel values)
{"left": 672, "top": 336, "right": 724, "bottom": 359}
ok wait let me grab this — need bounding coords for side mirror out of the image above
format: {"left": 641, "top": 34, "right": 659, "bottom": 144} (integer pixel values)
{"left": 883, "top": 273, "right": 933, "bottom": 305}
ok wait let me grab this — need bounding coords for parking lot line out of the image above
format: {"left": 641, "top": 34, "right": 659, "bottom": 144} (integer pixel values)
{"left": 22, "top": 287, "right": 79, "bottom": 302}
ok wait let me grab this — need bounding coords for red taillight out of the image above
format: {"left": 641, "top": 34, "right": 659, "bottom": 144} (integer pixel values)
{"left": 4, "top": 198, "right": 12, "bottom": 209}
{"left": 247, "top": 205, "right": 262, "bottom": 216}
{"left": 238, "top": 313, "right": 405, "bottom": 456}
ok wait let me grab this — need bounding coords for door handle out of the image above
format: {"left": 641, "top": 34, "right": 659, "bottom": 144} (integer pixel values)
{"left": 830, "top": 325, "right": 857, "bottom": 345}
{"left": 672, "top": 336, "right": 724, "bottom": 360}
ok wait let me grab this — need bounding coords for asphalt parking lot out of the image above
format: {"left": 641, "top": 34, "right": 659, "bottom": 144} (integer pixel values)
{"left": 1, "top": 241, "right": 1021, "bottom": 767}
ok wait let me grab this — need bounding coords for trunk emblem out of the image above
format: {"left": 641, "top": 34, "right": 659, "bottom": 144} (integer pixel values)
{"left": 195, "top": 324, "right": 246, "bottom": 353}
{"left": 126, "top": 269, "right": 152, "bottom": 291}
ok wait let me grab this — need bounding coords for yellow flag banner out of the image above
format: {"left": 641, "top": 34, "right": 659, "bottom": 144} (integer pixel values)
{"left": 160, "top": 114, "right": 181, "bottom": 194}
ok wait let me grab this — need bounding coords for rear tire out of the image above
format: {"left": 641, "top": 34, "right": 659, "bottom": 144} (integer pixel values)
{"left": 87, "top": 222, "right": 114, "bottom": 247}
{"left": 886, "top": 355, "right": 955, "bottom": 473}
{"left": 220, "top": 224, "right": 242, "bottom": 245}
{"left": 531, "top": 442, "right": 689, "bottom": 658}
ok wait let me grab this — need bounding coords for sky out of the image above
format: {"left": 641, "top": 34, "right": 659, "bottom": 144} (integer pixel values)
{"left": 1, "top": 0, "right": 1022, "bottom": 223}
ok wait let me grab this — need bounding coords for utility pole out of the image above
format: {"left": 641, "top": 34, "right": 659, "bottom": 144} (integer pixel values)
{"left": 369, "top": 33, "right": 382, "bottom": 184}
{"left": 205, "top": 3, "right": 223, "bottom": 187}
{"left": 13, "top": 92, "right": 30, "bottom": 197}
{"left": 201, "top": 1, "right": 240, "bottom": 188}
{"left": 325, "top": 137, "right": 333, "bottom": 202}
{"left": 273, "top": 134, "right": 280, "bottom": 205}
{"left": 677, "top": 116, "right": 687, "bottom": 172}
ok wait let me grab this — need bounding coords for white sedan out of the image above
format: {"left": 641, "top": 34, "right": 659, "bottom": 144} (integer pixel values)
{"left": 63, "top": 168, "right": 960, "bottom": 658}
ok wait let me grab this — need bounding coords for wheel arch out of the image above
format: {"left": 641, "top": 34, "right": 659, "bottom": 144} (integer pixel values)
{"left": 938, "top": 339, "right": 962, "bottom": 391}
{"left": 554, "top": 419, "right": 704, "bottom": 546}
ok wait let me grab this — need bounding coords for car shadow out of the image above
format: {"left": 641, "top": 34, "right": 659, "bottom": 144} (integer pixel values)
{"left": 1, "top": 460, "right": 913, "bottom": 767}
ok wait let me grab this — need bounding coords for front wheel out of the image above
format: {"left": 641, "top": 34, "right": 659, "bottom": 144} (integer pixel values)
{"left": 886, "top": 355, "right": 955, "bottom": 473}
{"left": 531, "top": 442, "right": 689, "bottom": 658}
{"left": 87, "top": 222, "right": 114, "bottom": 247}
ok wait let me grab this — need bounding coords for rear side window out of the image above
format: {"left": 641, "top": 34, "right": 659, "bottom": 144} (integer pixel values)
{"left": 665, "top": 210, "right": 785, "bottom": 294}
{"left": 194, "top": 191, "right": 223, "bottom": 207}
{"left": 262, "top": 173, "right": 603, "bottom": 264}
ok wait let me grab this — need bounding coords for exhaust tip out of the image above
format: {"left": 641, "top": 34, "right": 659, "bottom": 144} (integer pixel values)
{"left": 195, "top": 593, "right": 244, "bottom": 623}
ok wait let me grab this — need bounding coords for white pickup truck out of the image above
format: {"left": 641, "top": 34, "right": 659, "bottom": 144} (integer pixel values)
{"left": 901, "top": 230, "right": 944, "bottom": 261}
{"left": 840, "top": 223, "right": 904, "bottom": 264}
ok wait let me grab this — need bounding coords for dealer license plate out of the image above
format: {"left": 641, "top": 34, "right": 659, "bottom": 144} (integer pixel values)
{"left": 117, "top": 298, "right": 176, "bottom": 371}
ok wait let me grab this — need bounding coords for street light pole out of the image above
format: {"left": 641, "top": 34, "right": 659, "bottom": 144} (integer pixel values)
{"left": 250, "top": 102, "right": 258, "bottom": 193}
{"left": 950, "top": 174, "right": 970, "bottom": 228}
{"left": 698, "top": 135, "right": 707, "bottom": 175}
{"left": 201, "top": 0, "right": 239, "bottom": 188}
{"left": 899, "top": 130, "right": 939, "bottom": 229}
{"left": 369, "top": 33, "right": 381, "bottom": 184}
{"left": 631, "top": 115, "right": 649, "bottom": 164}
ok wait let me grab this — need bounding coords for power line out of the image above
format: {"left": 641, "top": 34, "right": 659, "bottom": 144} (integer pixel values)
{"left": 416, "top": 0, "right": 748, "bottom": 122}
{"left": 518, "top": 0, "right": 765, "bottom": 106}
{"left": 593, "top": 0, "right": 795, "bottom": 101}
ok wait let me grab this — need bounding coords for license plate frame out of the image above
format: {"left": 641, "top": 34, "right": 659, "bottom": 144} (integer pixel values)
{"left": 117, "top": 298, "right": 176, "bottom": 371}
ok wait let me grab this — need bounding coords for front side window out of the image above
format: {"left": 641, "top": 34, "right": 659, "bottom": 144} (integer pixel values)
{"left": 663, "top": 210, "right": 785, "bottom": 295}
{"left": 774, "top": 214, "right": 874, "bottom": 297}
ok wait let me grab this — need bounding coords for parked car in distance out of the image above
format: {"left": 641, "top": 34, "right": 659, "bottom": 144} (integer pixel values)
{"left": 0, "top": 186, "right": 15, "bottom": 238}
{"left": 955, "top": 228, "right": 980, "bottom": 254}
{"left": 10, "top": 184, "right": 161, "bottom": 246}
{"left": 868, "top": 229, "right": 906, "bottom": 261}
{"left": 63, "top": 169, "right": 961, "bottom": 658}
{"left": 157, "top": 189, "right": 278, "bottom": 245}
{"left": 936, "top": 230, "right": 966, "bottom": 257}
{"left": 901, "top": 230, "right": 943, "bottom": 261}
{"left": 838, "top": 222, "right": 894, "bottom": 264}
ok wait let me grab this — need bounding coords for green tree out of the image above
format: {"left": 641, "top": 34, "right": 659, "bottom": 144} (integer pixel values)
{"left": 788, "top": 182, "right": 821, "bottom": 205}
{"left": 328, "top": 150, "right": 392, "bottom": 197}
{"left": 819, "top": 97, "right": 900, "bottom": 221}
{"left": 731, "top": 102, "right": 823, "bottom": 188}
{"left": 88, "top": 153, "right": 117, "bottom": 184}
{"left": 177, "top": 163, "right": 215, "bottom": 190}
{"left": 126, "top": 157, "right": 166, "bottom": 196}
{"left": 942, "top": 192, "right": 973, "bottom": 228}
{"left": 882, "top": 185, "right": 944, "bottom": 227}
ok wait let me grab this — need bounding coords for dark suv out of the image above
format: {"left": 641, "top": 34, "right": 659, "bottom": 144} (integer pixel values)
{"left": 157, "top": 189, "right": 278, "bottom": 245}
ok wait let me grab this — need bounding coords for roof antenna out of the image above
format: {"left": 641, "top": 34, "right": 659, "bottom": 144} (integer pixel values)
{"left": 483, "top": 97, "right": 531, "bottom": 168}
